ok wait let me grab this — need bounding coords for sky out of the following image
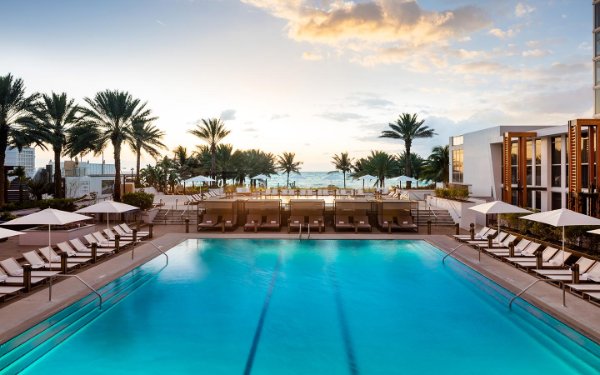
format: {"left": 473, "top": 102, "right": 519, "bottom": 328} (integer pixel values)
{"left": 0, "top": 0, "right": 593, "bottom": 171}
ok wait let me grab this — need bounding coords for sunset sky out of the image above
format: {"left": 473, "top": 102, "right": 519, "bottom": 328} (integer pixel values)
{"left": 0, "top": 0, "right": 592, "bottom": 171}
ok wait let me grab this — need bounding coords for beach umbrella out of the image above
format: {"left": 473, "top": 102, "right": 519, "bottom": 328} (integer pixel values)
{"left": 357, "top": 174, "right": 376, "bottom": 189}
{"left": 393, "top": 175, "right": 418, "bottom": 188}
{"left": 520, "top": 209, "right": 600, "bottom": 265}
{"left": 469, "top": 201, "right": 530, "bottom": 236}
{"left": 2, "top": 208, "right": 92, "bottom": 247}
{"left": 76, "top": 201, "right": 139, "bottom": 229}
{"left": 0, "top": 227, "right": 24, "bottom": 240}
{"left": 251, "top": 174, "right": 269, "bottom": 187}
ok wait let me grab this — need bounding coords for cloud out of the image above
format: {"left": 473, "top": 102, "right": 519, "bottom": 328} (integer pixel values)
{"left": 320, "top": 112, "right": 366, "bottom": 122}
{"left": 522, "top": 49, "right": 550, "bottom": 58}
{"left": 302, "top": 51, "right": 323, "bottom": 61}
{"left": 270, "top": 113, "right": 290, "bottom": 120}
{"left": 489, "top": 28, "right": 518, "bottom": 39}
{"left": 241, "top": 0, "right": 491, "bottom": 66}
{"left": 507, "top": 86, "right": 591, "bottom": 115}
{"left": 515, "top": 3, "right": 535, "bottom": 18}
{"left": 347, "top": 93, "right": 395, "bottom": 109}
{"left": 220, "top": 109, "right": 236, "bottom": 121}
{"left": 156, "top": 19, "right": 166, "bottom": 26}
{"left": 243, "top": 127, "right": 258, "bottom": 132}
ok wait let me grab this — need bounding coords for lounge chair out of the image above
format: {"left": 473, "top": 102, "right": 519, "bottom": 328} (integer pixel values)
{"left": 532, "top": 256, "right": 594, "bottom": 277}
{"left": 68, "top": 239, "right": 114, "bottom": 254}
{"left": 118, "top": 223, "right": 149, "bottom": 237}
{"left": 504, "top": 246, "right": 557, "bottom": 263}
{"left": 565, "top": 283, "right": 600, "bottom": 295}
{"left": 288, "top": 215, "right": 305, "bottom": 233}
{"left": 464, "top": 230, "right": 504, "bottom": 246}
{"left": 453, "top": 226, "right": 492, "bottom": 241}
{"left": 354, "top": 215, "right": 372, "bottom": 233}
{"left": 22, "top": 250, "right": 78, "bottom": 271}
{"left": 57, "top": 241, "right": 103, "bottom": 259}
{"left": 198, "top": 214, "right": 220, "bottom": 231}
{"left": 0, "top": 285, "right": 23, "bottom": 301}
{"left": 477, "top": 234, "right": 517, "bottom": 251}
{"left": 260, "top": 215, "right": 280, "bottom": 231}
{"left": 220, "top": 215, "right": 235, "bottom": 232}
{"left": 308, "top": 215, "right": 324, "bottom": 233}
{"left": 244, "top": 214, "right": 262, "bottom": 232}
{"left": 92, "top": 232, "right": 130, "bottom": 247}
{"left": 485, "top": 238, "right": 531, "bottom": 256}
{"left": 536, "top": 262, "right": 600, "bottom": 283}
{"left": 512, "top": 250, "right": 573, "bottom": 269}
{"left": 83, "top": 234, "right": 118, "bottom": 248}
{"left": 0, "top": 258, "right": 59, "bottom": 278}
{"left": 334, "top": 215, "right": 354, "bottom": 232}
{"left": 38, "top": 246, "right": 89, "bottom": 264}
{"left": 0, "top": 267, "right": 46, "bottom": 285}
{"left": 104, "top": 228, "right": 135, "bottom": 241}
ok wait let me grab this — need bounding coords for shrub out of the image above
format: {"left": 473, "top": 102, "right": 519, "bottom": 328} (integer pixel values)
{"left": 2, "top": 198, "right": 78, "bottom": 212}
{"left": 122, "top": 192, "right": 154, "bottom": 210}
{"left": 434, "top": 186, "right": 468, "bottom": 201}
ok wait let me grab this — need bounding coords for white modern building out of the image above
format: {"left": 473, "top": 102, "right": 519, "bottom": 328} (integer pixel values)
{"left": 63, "top": 160, "right": 118, "bottom": 199}
{"left": 5, "top": 147, "right": 35, "bottom": 177}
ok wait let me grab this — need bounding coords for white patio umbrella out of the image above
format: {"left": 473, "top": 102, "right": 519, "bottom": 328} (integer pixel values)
{"left": 76, "top": 201, "right": 139, "bottom": 229}
{"left": 394, "top": 175, "right": 418, "bottom": 188}
{"left": 358, "top": 174, "right": 376, "bottom": 189}
{"left": 0, "top": 227, "right": 24, "bottom": 240}
{"left": 469, "top": 200, "right": 531, "bottom": 236}
{"left": 520, "top": 208, "right": 600, "bottom": 265}
{"left": 2, "top": 208, "right": 92, "bottom": 247}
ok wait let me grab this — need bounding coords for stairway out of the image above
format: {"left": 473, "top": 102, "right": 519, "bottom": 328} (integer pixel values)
{"left": 0, "top": 267, "right": 161, "bottom": 374}
{"left": 152, "top": 209, "right": 198, "bottom": 225}
{"left": 412, "top": 208, "right": 455, "bottom": 226}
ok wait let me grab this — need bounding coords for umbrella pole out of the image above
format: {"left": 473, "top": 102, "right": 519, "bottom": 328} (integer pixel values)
{"left": 562, "top": 226, "right": 565, "bottom": 266}
{"left": 48, "top": 225, "right": 51, "bottom": 247}
{"left": 107, "top": 211, "right": 110, "bottom": 229}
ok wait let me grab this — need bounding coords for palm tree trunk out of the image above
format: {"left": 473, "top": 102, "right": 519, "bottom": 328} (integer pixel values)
{"left": 405, "top": 144, "right": 412, "bottom": 177}
{"left": 210, "top": 144, "right": 216, "bottom": 186}
{"left": 18, "top": 181, "right": 23, "bottom": 204}
{"left": 343, "top": 171, "right": 346, "bottom": 188}
{"left": 114, "top": 143, "right": 122, "bottom": 202}
{"left": 0, "top": 124, "right": 7, "bottom": 206}
{"left": 54, "top": 149, "right": 62, "bottom": 198}
{"left": 286, "top": 172, "right": 290, "bottom": 187}
{"left": 135, "top": 146, "right": 142, "bottom": 186}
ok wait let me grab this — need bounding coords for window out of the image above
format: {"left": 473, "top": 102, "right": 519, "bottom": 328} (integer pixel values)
{"left": 596, "top": 4, "right": 600, "bottom": 29}
{"left": 596, "top": 90, "right": 600, "bottom": 116}
{"left": 596, "top": 61, "right": 600, "bottom": 86}
{"left": 551, "top": 137, "right": 561, "bottom": 187}
{"left": 452, "top": 136, "right": 463, "bottom": 146}
{"left": 596, "top": 32, "right": 600, "bottom": 57}
{"left": 452, "top": 149, "right": 463, "bottom": 183}
{"left": 535, "top": 191, "right": 541, "bottom": 210}
{"left": 552, "top": 192, "right": 563, "bottom": 210}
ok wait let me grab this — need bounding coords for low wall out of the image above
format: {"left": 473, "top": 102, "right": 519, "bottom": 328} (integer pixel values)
{"left": 426, "top": 196, "right": 489, "bottom": 229}
{"left": 19, "top": 224, "right": 97, "bottom": 246}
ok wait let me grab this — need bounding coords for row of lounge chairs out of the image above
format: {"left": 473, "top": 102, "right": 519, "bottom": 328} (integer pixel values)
{"left": 453, "top": 227, "right": 600, "bottom": 304}
{"left": 0, "top": 224, "right": 148, "bottom": 302}
{"left": 185, "top": 189, "right": 226, "bottom": 204}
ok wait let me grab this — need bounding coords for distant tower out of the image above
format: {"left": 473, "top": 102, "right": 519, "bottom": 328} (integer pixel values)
{"left": 592, "top": 0, "right": 600, "bottom": 118}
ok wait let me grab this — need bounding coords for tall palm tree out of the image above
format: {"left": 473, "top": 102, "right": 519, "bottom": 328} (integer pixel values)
{"left": 65, "top": 122, "right": 102, "bottom": 158}
{"left": 33, "top": 92, "right": 83, "bottom": 198}
{"left": 380, "top": 113, "right": 436, "bottom": 177}
{"left": 330, "top": 152, "right": 353, "bottom": 188}
{"left": 277, "top": 152, "right": 302, "bottom": 187}
{"left": 128, "top": 119, "right": 166, "bottom": 186}
{"left": 82, "top": 90, "right": 155, "bottom": 202}
{"left": 353, "top": 151, "right": 398, "bottom": 188}
{"left": 188, "top": 118, "right": 230, "bottom": 183}
{"left": 397, "top": 151, "right": 425, "bottom": 179}
{"left": 0, "top": 74, "right": 40, "bottom": 205}
{"left": 422, "top": 145, "right": 450, "bottom": 186}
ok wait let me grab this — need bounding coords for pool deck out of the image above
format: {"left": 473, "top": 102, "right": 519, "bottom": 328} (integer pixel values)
{"left": 1, "top": 230, "right": 599, "bottom": 346}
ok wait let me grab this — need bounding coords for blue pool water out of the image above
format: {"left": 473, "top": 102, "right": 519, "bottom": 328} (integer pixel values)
{"left": 9, "top": 240, "right": 600, "bottom": 374}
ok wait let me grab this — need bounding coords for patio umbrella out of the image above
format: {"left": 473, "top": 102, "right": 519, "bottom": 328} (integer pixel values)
{"left": 184, "top": 175, "right": 216, "bottom": 187}
{"left": 0, "top": 227, "right": 24, "bottom": 240}
{"left": 394, "top": 175, "right": 418, "bottom": 188}
{"left": 2, "top": 208, "right": 92, "bottom": 247}
{"left": 251, "top": 174, "right": 269, "bottom": 187}
{"left": 469, "top": 201, "right": 530, "bottom": 236}
{"left": 520, "top": 208, "right": 600, "bottom": 265}
{"left": 358, "top": 175, "right": 376, "bottom": 189}
{"left": 76, "top": 201, "right": 139, "bottom": 229}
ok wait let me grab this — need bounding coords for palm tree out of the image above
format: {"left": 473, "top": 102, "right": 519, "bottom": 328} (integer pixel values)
{"left": 33, "top": 92, "right": 83, "bottom": 198}
{"left": 65, "top": 122, "right": 102, "bottom": 158}
{"left": 82, "top": 90, "right": 155, "bottom": 201}
{"left": 353, "top": 151, "right": 398, "bottom": 188}
{"left": 0, "top": 74, "right": 40, "bottom": 205}
{"left": 8, "top": 166, "right": 28, "bottom": 204}
{"left": 397, "top": 151, "right": 425, "bottom": 179}
{"left": 330, "top": 152, "right": 353, "bottom": 188}
{"left": 128, "top": 119, "right": 165, "bottom": 186}
{"left": 188, "top": 118, "right": 230, "bottom": 183}
{"left": 422, "top": 145, "right": 450, "bottom": 186}
{"left": 380, "top": 113, "right": 436, "bottom": 178}
{"left": 277, "top": 152, "right": 302, "bottom": 187}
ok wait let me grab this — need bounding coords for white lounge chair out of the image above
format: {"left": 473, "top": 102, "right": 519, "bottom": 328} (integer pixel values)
{"left": 68, "top": 239, "right": 114, "bottom": 254}
{"left": 0, "top": 258, "right": 59, "bottom": 278}
{"left": 532, "top": 257, "right": 595, "bottom": 277}
{"left": 22, "top": 250, "right": 78, "bottom": 271}
{"left": 453, "top": 226, "right": 492, "bottom": 241}
{"left": 38, "top": 246, "right": 89, "bottom": 264}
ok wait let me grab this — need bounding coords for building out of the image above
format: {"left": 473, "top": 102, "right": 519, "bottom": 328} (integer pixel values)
{"left": 63, "top": 160, "right": 118, "bottom": 199}
{"left": 5, "top": 147, "right": 35, "bottom": 177}
{"left": 595, "top": 0, "right": 600, "bottom": 117}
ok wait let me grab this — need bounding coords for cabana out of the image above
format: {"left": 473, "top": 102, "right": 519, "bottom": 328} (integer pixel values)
{"left": 288, "top": 199, "right": 325, "bottom": 233}
{"left": 334, "top": 199, "right": 372, "bottom": 233}
{"left": 197, "top": 199, "right": 237, "bottom": 233}
{"left": 243, "top": 199, "right": 281, "bottom": 232}
{"left": 377, "top": 201, "right": 418, "bottom": 232}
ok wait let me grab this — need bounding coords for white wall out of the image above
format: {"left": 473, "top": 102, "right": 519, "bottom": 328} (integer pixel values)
{"left": 65, "top": 176, "right": 115, "bottom": 199}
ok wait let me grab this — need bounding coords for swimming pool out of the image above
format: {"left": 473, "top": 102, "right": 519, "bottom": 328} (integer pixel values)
{"left": 2, "top": 239, "right": 599, "bottom": 374}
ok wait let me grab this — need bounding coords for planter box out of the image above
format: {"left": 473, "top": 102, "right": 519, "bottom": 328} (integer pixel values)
{"left": 141, "top": 208, "right": 159, "bottom": 224}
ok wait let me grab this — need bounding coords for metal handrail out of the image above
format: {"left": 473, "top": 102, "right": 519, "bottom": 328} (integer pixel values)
{"left": 133, "top": 241, "right": 170, "bottom": 265}
{"left": 442, "top": 243, "right": 466, "bottom": 264}
{"left": 298, "top": 223, "right": 303, "bottom": 240}
{"left": 509, "top": 279, "right": 566, "bottom": 309}
{"left": 307, "top": 223, "right": 311, "bottom": 239}
{"left": 162, "top": 208, "right": 171, "bottom": 224}
{"left": 49, "top": 274, "right": 103, "bottom": 310}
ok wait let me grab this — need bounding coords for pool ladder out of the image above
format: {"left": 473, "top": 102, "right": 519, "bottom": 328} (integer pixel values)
{"left": 509, "top": 278, "right": 566, "bottom": 309}
{"left": 298, "top": 223, "right": 311, "bottom": 240}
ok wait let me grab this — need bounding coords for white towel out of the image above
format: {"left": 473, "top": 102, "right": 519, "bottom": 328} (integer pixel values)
{"left": 226, "top": 220, "right": 232, "bottom": 224}
{"left": 206, "top": 220, "right": 212, "bottom": 224}
{"left": 0, "top": 275, "right": 6, "bottom": 282}
{"left": 270, "top": 220, "right": 277, "bottom": 224}
{"left": 359, "top": 221, "right": 365, "bottom": 224}
{"left": 294, "top": 220, "right": 299, "bottom": 224}
{"left": 550, "top": 259, "right": 561, "bottom": 266}
{"left": 313, "top": 220, "right": 319, "bottom": 224}
{"left": 339, "top": 221, "right": 344, "bottom": 224}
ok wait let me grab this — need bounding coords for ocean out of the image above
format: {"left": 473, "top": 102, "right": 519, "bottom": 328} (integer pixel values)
{"left": 252, "top": 172, "right": 385, "bottom": 189}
